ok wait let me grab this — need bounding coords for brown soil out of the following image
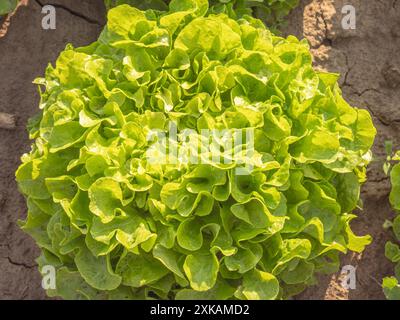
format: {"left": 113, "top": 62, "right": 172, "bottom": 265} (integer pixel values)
{"left": 0, "top": 0, "right": 398, "bottom": 300}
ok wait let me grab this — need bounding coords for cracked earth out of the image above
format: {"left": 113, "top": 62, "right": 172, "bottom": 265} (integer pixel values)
{"left": 0, "top": 0, "right": 399, "bottom": 299}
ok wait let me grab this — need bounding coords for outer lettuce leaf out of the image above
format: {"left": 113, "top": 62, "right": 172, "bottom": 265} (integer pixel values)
{"left": 0, "top": 0, "right": 17, "bottom": 16}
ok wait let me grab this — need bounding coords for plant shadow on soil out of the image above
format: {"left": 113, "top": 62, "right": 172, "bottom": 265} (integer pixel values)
{"left": 0, "top": 0, "right": 399, "bottom": 300}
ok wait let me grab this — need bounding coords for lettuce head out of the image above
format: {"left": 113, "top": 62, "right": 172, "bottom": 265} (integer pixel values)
{"left": 16, "top": 0, "right": 376, "bottom": 300}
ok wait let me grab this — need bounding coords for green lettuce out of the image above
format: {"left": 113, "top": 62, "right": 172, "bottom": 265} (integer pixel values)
{"left": 383, "top": 152, "right": 400, "bottom": 300}
{"left": 17, "top": 1, "right": 376, "bottom": 300}
{"left": 0, "top": 0, "right": 18, "bottom": 16}
{"left": 104, "top": 0, "right": 299, "bottom": 29}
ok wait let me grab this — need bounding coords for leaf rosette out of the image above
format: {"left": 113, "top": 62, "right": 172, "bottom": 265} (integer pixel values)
{"left": 17, "top": 0, "right": 376, "bottom": 300}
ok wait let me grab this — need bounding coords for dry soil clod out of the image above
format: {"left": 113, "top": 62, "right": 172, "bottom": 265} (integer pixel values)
{"left": 382, "top": 63, "right": 400, "bottom": 89}
{"left": 0, "top": 112, "right": 16, "bottom": 130}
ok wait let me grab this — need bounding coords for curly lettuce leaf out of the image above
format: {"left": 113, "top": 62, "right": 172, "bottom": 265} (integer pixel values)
{"left": 104, "top": 0, "right": 299, "bottom": 30}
